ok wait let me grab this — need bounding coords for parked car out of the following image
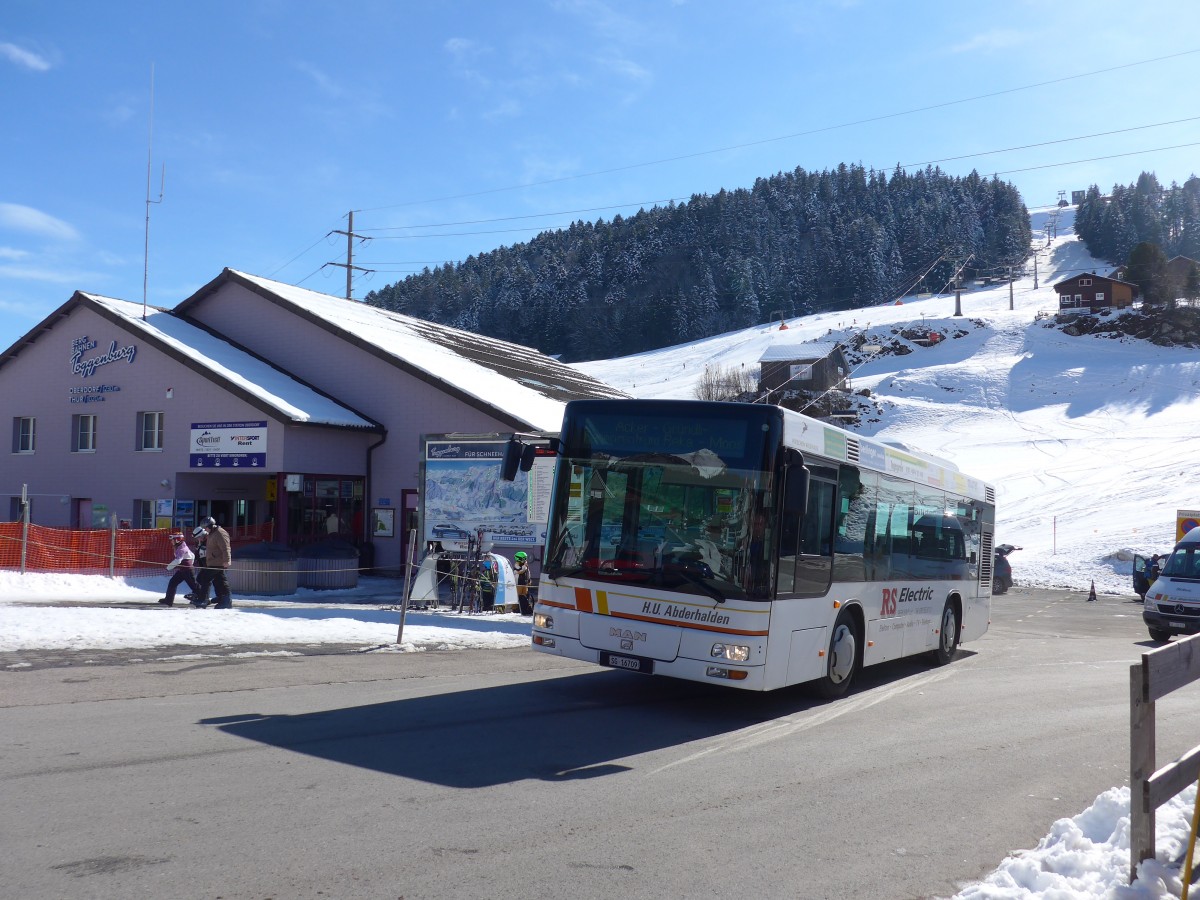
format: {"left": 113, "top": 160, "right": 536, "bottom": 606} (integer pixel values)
{"left": 993, "top": 544, "right": 1020, "bottom": 594}
{"left": 1142, "top": 531, "right": 1200, "bottom": 642}
{"left": 431, "top": 524, "right": 471, "bottom": 540}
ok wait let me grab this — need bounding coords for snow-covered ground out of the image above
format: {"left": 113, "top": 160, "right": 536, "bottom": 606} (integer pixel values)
{"left": 5, "top": 206, "right": 1200, "bottom": 897}
{"left": 0, "top": 571, "right": 529, "bottom": 656}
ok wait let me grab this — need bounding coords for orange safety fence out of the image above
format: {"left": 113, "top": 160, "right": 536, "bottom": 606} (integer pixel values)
{"left": 0, "top": 522, "right": 274, "bottom": 577}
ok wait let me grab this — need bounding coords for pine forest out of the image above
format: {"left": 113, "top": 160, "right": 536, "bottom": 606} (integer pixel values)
{"left": 364, "top": 164, "right": 1032, "bottom": 362}
{"left": 1074, "top": 173, "right": 1200, "bottom": 267}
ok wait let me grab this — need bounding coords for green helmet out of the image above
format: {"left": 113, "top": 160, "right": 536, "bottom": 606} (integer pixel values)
{"left": 514, "top": 551, "right": 528, "bottom": 561}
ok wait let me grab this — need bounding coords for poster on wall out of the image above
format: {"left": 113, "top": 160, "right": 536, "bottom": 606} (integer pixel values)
{"left": 372, "top": 508, "right": 395, "bottom": 538}
{"left": 423, "top": 438, "right": 540, "bottom": 546}
{"left": 189, "top": 421, "right": 267, "bottom": 468}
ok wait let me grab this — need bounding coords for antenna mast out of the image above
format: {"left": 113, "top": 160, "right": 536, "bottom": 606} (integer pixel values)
{"left": 143, "top": 64, "right": 165, "bottom": 319}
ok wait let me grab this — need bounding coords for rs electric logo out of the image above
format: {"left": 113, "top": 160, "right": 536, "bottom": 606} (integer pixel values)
{"left": 880, "top": 586, "right": 934, "bottom": 616}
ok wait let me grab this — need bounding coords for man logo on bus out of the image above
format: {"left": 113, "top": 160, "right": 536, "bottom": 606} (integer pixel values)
{"left": 881, "top": 588, "right": 897, "bottom": 616}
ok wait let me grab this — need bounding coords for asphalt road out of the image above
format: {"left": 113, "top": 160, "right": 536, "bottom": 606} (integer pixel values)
{"left": 2, "top": 586, "right": 1195, "bottom": 900}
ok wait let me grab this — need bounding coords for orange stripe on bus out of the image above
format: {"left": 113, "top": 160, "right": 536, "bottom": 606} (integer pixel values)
{"left": 574, "top": 587, "right": 593, "bottom": 613}
{"left": 539, "top": 599, "right": 575, "bottom": 610}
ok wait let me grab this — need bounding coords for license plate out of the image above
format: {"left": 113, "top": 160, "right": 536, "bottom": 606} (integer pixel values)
{"left": 1170, "top": 621, "right": 1186, "bottom": 628}
{"left": 600, "top": 651, "right": 653, "bottom": 674}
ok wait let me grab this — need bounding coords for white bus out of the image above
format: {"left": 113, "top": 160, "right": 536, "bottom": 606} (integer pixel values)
{"left": 512, "top": 399, "right": 995, "bottom": 694}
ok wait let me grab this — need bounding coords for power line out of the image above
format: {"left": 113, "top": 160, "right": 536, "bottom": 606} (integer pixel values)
{"left": 351, "top": 47, "right": 1199, "bottom": 214}
{"left": 357, "top": 118, "right": 1197, "bottom": 241}
{"left": 352, "top": 140, "right": 1195, "bottom": 269}
{"left": 898, "top": 115, "right": 1200, "bottom": 169}
{"left": 272, "top": 54, "right": 1199, "bottom": 282}
{"left": 990, "top": 141, "right": 1200, "bottom": 177}
{"left": 357, "top": 197, "right": 690, "bottom": 232}
{"left": 369, "top": 223, "right": 590, "bottom": 240}
{"left": 267, "top": 231, "right": 338, "bottom": 278}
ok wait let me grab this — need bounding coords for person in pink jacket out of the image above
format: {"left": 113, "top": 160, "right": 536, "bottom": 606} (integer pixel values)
{"left": 158, "top": 532, "right": 198, "bottom": 606}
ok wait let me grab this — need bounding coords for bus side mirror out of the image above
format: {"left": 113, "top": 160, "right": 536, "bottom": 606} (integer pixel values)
{"left": 784, "top": 466, "right": 809, "bottom": 516}
{"left": 501, "top": 439, "right": 527, "bottom": 481}
{"left": 503, "top": 435, "right": 557, "bottom": 480}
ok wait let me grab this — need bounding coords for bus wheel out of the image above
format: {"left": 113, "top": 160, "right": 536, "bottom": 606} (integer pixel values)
{"left": 1148, "top": 628, "right": 1172, "bottom": 643}
{"left": 813, "top": 609, "right": 859, "bottom": 698}
{"left": 930, "top": 600, "right": 960, "bottom": 666}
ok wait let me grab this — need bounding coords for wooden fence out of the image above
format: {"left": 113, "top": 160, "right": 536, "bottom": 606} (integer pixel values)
{"left": 1130, "top": 633, "right": 1200, "bottom": 881}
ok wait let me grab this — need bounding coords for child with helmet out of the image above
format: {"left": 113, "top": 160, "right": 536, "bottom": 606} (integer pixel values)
{"left": 513, "top": 550, "right": 532, "bottom": 615}
{"left": 158, "top": 531, "right": 199, "bottom": 606}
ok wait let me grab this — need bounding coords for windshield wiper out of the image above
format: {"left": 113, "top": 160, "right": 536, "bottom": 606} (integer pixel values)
{"left": 669, "top": 567, "right": 728, "bottom": 604}
{"left": 544, "top": 564, "right": 586, "bottom": 580}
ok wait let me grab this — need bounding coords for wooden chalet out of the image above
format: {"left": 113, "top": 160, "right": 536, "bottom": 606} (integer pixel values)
{"left": 757, "top": 341, "right": 850, "bottom": 396}
{"left": 1052, "top": 272, "right": 1136, "bottom": 312}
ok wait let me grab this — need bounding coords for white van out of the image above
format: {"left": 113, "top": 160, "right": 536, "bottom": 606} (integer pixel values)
{"left": 1143, "top": 527, "right": 1200, "bottom": 642}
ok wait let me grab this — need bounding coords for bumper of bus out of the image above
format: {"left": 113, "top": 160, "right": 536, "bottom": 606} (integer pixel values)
{"left": 1143, "top": 605, "right": 1200, "bottom": 637}
{"left": 530, "top": 606, "right": 767, "bottom": 691}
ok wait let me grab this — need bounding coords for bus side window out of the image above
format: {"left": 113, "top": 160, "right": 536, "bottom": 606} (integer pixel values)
{"left": 834, "top": 467, "right": 873, "bottom": 583}
{"left": 793, "top": 479, "right": 836, "bottom": 594}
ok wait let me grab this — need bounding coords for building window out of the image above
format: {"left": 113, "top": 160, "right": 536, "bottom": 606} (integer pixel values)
{"left": 1096, "top": 292, "right": 1105, "bottom": 305}
{"left": 132, "top": 499, "right": 154, "bottom": 528}
{"left": 1080, "top": 277, "right": 1092, "bottom": 287}
{"left": 137, "top": 411, "right": 164, "bottom": 451}
{"left": 12, "top": 416, "right": 35, "bottom": 453}
{"left": 1075, "top": 294, "right": 1083, "bottom": 305}
{"left": 789, "top": 363, "right": 814, "bottom": 381}
{"left": 72, "top": 414, "right": 97, "bottom": 452}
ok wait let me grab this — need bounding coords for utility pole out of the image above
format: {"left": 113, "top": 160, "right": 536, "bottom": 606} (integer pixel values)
{"left": 1008, "top": 265, "right": 1014, "bottom": 311}
{"left": 953, "top": 265, "right": 962, "bottom": 317}
{"left": 329, "top": 210, "right": 373, "bottom": 301}
{"left": 1033, "top": 253, "right": 1039, "bottom": 290}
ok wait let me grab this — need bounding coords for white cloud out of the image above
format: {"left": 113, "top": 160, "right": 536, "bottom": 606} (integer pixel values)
{"left": 0, "top": 247, "right": 31, "bottom": 261}
{"left": 100, "top": 94, "right": 138, "bottom": 126}
{"left": 443, "top": 37, "right": 492, "bottom": 88}
{"left": 951, "top": 29, "right": 1028, "bottom": 54}
{"left": 444, "top": 37, "right": 482, "bottom": 61}
{"left": 550, "top": 0, "right": 641, "bottom": 41}
{"left": 483, "top": 99, "right": 522, "bottom": 120}
{"left": 0, "top": 263, "right": 88, "bottom": 284}
{"left": 595, "top": 54, "right": 652, "bottom": 83}
{"left": 0, "top": 203, "right": 79, "bottom": 241}
{"left": 0, "top": 42, "right": 52, "bottom": 72}
{"left": 295, "top": 61, "right": 345, "bottom": 99}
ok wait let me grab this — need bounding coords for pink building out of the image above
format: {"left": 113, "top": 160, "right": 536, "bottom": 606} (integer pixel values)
{"left": 1, "top": 269, "right": 624, "bottom": 573}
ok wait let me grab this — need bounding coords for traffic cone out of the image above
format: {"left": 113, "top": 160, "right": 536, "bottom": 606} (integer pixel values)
{"left": 1087, "top": 580, "right": 1096, "bottom": 602}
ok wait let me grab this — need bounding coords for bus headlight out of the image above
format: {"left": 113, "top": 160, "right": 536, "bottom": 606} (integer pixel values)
{"left": 533, "top": 613, "right": 553, "bottom": 629}
{"left": 711, "top": 642, "right": 750, "bottom": 662}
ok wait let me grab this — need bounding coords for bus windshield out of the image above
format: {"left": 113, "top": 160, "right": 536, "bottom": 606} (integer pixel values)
{"left": 543, "top": 402, "right": 780, "bottom": 600}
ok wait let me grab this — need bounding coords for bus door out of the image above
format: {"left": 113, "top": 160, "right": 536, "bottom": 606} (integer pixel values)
{"left": 777, "top": 465, "right": 837, "bottom": 597}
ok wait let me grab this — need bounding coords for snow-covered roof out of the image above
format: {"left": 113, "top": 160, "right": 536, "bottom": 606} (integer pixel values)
{"left": 181, "top": 270, "right": 628, "bottom": 432}
{"left": 1051, "top": 272, "right": 1137, "bottom": 289}
{"left": 80, "top": 293, "right": 378, "bottom": 429}
{"left": 758, "top": 340, "right": 843, "bottom": 362}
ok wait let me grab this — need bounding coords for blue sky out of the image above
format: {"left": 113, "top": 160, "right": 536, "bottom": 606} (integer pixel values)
{"left": 2, "top": 0, "right": 1197, "bottom": 353}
